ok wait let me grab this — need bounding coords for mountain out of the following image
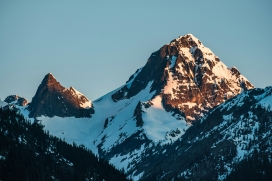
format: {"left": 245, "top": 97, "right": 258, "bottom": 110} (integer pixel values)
{"left": 0, "top": 95, "right": 28, "bottom": 114}
{"left": 17, "top": 34, "right": 252, "bottom": 180}
{"left": 0, "top": 108, "right": 129, "bottom": 181}
{"left": 28, "top": 73, "right": 94, "bottom": 118}
{"left": 139, "top": 86, "right": 272, "bottom": 181}
{"left": 111, "top": 34, "right": 253, "bottom": 121}
{"left": 4, "top": 95, "right": 28, "bottom": 106}
{"left": 90, "top": 34, "right": 254, "bottom": 177}
{"left": 2, "top": 34, "right": 261, "bottom": 180}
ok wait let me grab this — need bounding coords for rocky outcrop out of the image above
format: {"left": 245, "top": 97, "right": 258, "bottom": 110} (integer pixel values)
{"left": 133, "top": 101, "right": 144, "bottom": 127}
{"left": 4, "top": 95, "right": 28, "bottom": 106}
{"left": 28, "top": 73, "right": 94, "bottom": 118}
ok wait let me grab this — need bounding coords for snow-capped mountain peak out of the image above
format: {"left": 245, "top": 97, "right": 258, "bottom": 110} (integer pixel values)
{"left": 5, "top": 34, "right": 259, "bottom": 180}
{"left": 112, "top": 34, "right": 254, "bottom": 122}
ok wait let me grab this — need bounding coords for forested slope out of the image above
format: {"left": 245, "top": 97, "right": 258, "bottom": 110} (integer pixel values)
{"left": 0, "top": 108, "right": 129, "bottom": 181}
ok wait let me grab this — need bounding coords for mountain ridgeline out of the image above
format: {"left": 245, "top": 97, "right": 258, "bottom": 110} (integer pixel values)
{"left": 1, "top": 34, "right": 271, "bottom": 181}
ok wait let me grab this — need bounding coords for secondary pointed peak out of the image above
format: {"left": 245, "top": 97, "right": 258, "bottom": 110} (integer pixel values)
{"left": 28, "top": 73, "right": 94, "bottom": 118}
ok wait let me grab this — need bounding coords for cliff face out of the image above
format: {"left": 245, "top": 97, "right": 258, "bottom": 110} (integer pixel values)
{"left": 28, "top": 73, "right": 94, "bottom": 118}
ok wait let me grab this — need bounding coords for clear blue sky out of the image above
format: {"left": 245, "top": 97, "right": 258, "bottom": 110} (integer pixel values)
{"left": 1, "top": 0, "right": 271, "bottom": 101}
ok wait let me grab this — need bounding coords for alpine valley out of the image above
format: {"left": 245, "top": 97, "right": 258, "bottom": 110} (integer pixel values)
{"left": 1, "top": 34, "right": 271, "bottom": 181}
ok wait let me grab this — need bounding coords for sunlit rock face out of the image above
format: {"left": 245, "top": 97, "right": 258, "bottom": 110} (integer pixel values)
{"left": 28, "top": 73, "right": 94, "bottom": 118}
{"left": 112, "top": 34, "right": 254, "bottom": 122}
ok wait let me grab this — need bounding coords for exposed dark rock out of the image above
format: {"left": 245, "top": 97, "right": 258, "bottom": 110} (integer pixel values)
{"left": 28, "top": 73, "right": 94, "bottom": 118}
{"left": 98, "top": 130, "right": 151, "bottom": 162}
{"left": 104, "top": 118, "right": 109, "bottom": 129}
{"left": 111, "top": 48, "right": 170, "bottom": 101}
{"left": 134, "top": 101, "right": 144, "bottom": 127}
{"left": 194, "top": 48, "right": 203, "bottom": 62}
{"left": 230, "top": 67, "right": 241, "bottom": 77}
{"left": 4, "top": 95, "right": 28, "bottom": 106}
{"left": 111, "top": 86, "right": 129, "bottom": 102}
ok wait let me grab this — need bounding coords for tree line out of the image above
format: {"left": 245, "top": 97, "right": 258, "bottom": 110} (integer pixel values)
{"left": 0, "top": 108, "right": 130, "bottom": 181}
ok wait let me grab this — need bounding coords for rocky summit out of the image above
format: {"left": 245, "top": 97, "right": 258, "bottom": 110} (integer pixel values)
{"left": 112, "top": 34, "right": 253, "bottom": 122}
{"left": 28, "top": 73, "right": 94, "bottom": 118}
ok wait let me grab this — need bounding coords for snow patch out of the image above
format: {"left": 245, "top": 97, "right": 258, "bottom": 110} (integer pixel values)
{"left": 142, "top": 95, "right": 188, "bottom": 143}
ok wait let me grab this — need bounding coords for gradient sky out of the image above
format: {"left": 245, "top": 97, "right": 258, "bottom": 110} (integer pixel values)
{"left": 1, "top": 0, "right": 271, "bottom": 102}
